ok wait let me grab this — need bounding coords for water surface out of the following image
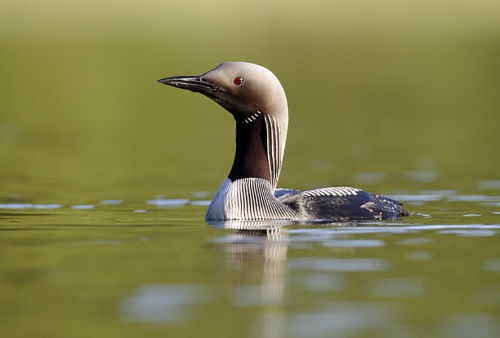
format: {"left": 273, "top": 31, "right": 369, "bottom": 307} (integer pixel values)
{"left": 1, "top": 191, "right": 500, "bottom": 338}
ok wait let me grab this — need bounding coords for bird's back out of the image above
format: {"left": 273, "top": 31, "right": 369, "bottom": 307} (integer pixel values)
{"left": 277, "top": 187, "right": 408, "bottom": 221}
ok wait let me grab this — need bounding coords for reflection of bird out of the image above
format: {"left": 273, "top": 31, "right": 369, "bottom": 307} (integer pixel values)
{"left": 159, "top": 62, "right": 409, "bottom": 221}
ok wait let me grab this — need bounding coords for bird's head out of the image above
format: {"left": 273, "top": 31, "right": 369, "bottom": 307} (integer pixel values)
{"left": 159, "top": 62, "right": 288, "bottom": 123}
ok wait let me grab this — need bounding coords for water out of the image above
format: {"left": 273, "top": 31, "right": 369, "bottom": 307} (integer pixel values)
{"left": 1, "top": 192, "right": 500, "bottom": 338}
{"left": 2, "top": 1, "right": 500, "bottom": 337}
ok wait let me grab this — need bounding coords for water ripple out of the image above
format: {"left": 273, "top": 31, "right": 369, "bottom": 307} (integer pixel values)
{"left": 0, "top": 203, "right": 62, "bottom": 209}
{"left": 146, "top": 199, "right": 190, "bottom": 207}
{"left": 321, "top": 239, "right": 385, "bottom": 248}
{"left": 289, "top": 257, "right": 390, "bottom": 272}
{"left": 287, "top": 302, "right": 395, "bottom": 338}
{"left": 118, "top": 284, "right": 209, "bottom": 324}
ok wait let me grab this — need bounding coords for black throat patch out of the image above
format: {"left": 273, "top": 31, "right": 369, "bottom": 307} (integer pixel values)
{"left": 228, "top": 115, "right": 271, "bottom": 182}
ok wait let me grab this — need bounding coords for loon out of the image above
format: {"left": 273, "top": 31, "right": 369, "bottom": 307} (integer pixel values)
{"left": 158, "top": 62, "right": 409, "bottom": 222}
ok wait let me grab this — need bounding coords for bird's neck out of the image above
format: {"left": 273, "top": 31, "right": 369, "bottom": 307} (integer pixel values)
{"left": 228, "top": 113, "right": 287, "bottom": 191}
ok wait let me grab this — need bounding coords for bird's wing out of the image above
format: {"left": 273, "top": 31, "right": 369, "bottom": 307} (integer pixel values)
{"left": 278, "top": 187, "right": 406, "bottom": 221}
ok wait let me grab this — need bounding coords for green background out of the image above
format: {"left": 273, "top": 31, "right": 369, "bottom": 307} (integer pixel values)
{"left": 2, "top": 0, "right": 499, "bottom": 203}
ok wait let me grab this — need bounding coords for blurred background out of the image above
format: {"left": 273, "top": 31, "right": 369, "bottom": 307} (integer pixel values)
{"left": 1, "top": 0, "right": 499, "bottom": 203}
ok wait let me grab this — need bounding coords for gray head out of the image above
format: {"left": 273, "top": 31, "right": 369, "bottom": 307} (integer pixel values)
{"left": 159, "top": 62, "right": 289, "bottom": 189}
{"left": 158, "top": 62, "right": 288, "bottom": 127}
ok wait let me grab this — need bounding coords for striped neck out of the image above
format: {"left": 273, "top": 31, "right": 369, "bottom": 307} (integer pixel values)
{"left": 228, "top": 112, "right": 285, "bottom": 190}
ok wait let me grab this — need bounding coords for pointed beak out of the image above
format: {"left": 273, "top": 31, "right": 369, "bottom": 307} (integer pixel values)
{"left": 158, "top": 75, "right": 218, "bottom": 94}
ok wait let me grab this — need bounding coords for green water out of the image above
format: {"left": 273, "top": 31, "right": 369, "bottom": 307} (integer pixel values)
{"left": 2, "top": 209, "right": 500, "bottom": 337}
{"left": 1, "top": 1, "right": 500, "bottom": 337}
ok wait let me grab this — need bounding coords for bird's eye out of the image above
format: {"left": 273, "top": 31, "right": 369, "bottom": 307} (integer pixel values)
{"left": 233, "top": 77, "right": 244, "bottom": 86}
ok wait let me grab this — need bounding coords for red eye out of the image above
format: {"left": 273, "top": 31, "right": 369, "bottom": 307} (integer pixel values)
{"left": 233, "top": 77, "right": 244, "bottom": 86}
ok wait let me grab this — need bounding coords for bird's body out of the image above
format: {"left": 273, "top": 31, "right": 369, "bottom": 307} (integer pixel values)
{"left": 159, "top": 62, "right": 409, "bottom": 221}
